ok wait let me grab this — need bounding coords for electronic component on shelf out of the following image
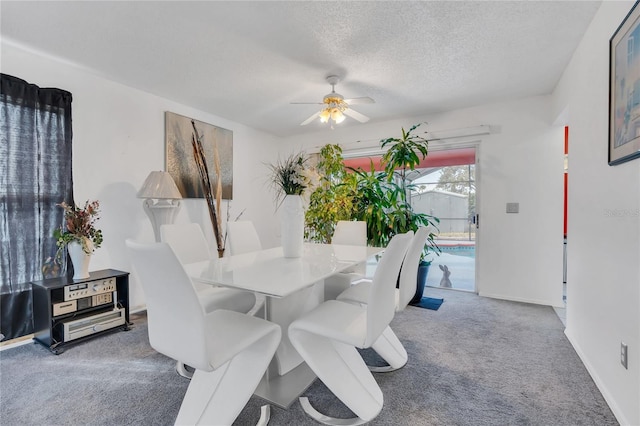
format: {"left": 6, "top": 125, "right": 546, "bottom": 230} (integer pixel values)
{"left": 52, "top": 293, "right": 113, "bottom": 316}
{"left": 64, "top": 278, "right": 116, "bottom": 301}
{"left": 58, "top": 308, "right": 126, "bottom": 342}
{"left": 52, "top": 300, "right": 77, "bottom": 316}
{"left": 31, "top": 269, "right": 130, "bottom": 354}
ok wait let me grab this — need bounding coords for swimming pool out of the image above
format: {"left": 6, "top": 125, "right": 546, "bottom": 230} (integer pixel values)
{"left": 439, "top": 245, "right": 475, "bottom": 258}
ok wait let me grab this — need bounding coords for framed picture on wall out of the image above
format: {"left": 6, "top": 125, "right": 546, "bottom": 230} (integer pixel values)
{"left": 609, "top": 1, "right": 640, "bottom": 165}
{"left": 165, "top": 112, "right": 233, "bottom": 198}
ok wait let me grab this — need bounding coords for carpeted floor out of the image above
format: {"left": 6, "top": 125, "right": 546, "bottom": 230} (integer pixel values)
{"left": 0, "top": 288, "right": 619, "bottom": 425}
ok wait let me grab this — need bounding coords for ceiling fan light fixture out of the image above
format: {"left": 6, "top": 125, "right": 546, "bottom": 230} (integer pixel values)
{"left": 296, "top": 76, "right": 372, "bottom": 127}
{"left": 332, "top": 108, "right": 345, "bottom": 123}
{"left": 319, "top": 109, "right": 330, "bottom": 123}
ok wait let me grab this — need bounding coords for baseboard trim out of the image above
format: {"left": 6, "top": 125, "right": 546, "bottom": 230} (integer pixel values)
{"left": 0, "top": 334, "right": 34, "bottom": 351}
{"left": 478, "top": 291, "right": 562, "bottom": 307}
{"left": 564, "top": 327, "right": 631, "bottom": 426}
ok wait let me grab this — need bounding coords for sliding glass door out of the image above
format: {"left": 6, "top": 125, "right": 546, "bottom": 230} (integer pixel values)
{"left": 343, "top": 145, "right": 478, "bottom": 292}
{"left": 410, "top": 160, "right": 476, "bottom": 292}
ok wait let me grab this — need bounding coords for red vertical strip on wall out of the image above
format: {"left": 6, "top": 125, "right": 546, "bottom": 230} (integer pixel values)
{"left": 564, "top": 126, "right": 569, "bottom": 237}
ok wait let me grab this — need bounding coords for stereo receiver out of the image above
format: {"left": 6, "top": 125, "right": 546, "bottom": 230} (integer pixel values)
{"left": 64, "top": 278, "right": 116, "bottom": 301}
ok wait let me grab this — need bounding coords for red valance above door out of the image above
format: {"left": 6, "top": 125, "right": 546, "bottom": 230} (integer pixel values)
{"left": 343, "top": 147, "right": 476, "bottom": 172}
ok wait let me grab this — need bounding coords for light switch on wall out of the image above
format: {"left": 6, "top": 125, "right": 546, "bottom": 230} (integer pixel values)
{"left": 506, "top": 202, "right": 519, "bottom": 213}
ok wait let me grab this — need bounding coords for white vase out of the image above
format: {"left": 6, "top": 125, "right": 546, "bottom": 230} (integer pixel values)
{"left": 280, "top": 194, "right": 305, "bottom": 258}
{"left": 68, "top": 241, "right": 91, "bottom": 280}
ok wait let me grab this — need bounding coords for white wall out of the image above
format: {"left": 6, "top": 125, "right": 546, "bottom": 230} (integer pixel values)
{"left": 553, "top": 2, "right": 640, "bottom": 425}
{"left": 1, "top": 41, "right": 283, "bottom": 312}
{"left": 281, "top": 96, "right": 565, "bottom": 307}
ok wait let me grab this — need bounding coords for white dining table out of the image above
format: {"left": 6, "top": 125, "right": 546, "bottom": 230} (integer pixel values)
{"left": 183, "top": 242, "right": 383, "bottom": 408}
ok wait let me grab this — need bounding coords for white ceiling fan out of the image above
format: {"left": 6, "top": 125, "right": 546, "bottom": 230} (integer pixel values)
{"left": 292, "top": 75, "right": 374, "bottom": 126}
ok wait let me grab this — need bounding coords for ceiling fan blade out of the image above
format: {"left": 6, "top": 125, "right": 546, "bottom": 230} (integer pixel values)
{"left": 344, "top": 96, "right": 375, "bottom": 105}
{"left": 300, "top": 111, "right": 320, "bottom": 126}
{"left": 343, "top": 108, "right": 370, "bottom": 123}
{"left": 291, "top": 102, "right": 324, "bottom": 105}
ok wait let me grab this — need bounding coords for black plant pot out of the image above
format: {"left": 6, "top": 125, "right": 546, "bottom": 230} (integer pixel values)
{"left": 410, "top": 261, "right": 431, "bottom": 305}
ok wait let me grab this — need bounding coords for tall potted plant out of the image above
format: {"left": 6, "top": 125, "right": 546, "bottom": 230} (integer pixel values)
{"left": 378, "top": 123, "right": 440, "bottom": 302}
{"left": 350, "top": 161, "right": 395, "bottom": 247}
{"left": 372, "top": 123, "right": 440, "bottom": 245}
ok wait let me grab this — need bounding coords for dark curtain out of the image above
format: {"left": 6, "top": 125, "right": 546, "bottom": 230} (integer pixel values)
{"left": 0, "top": 74, "right": 74, "bottom": 341}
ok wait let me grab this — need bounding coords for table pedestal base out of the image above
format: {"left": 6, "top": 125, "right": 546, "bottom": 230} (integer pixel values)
{"left": 254, "top": 361, "right": 317, "bottom": 409}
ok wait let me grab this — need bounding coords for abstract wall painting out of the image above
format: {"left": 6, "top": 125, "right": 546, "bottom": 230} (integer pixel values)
{"left": 165, "top": 111, "right": 233, "bottom": 198}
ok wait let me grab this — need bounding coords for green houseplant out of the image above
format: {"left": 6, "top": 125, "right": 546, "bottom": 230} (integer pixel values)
{"left": 361, "top": 123, "right": 440, "bottom": 253}
{"left": 348, "top": 124, "right": 440, "bottom": 302}
{"left": 380, "top": 123, "right": 440, "bottom": 302}
{"left": 305, "top": 144, "right": 358, "bottom": 243}
{"left": 306, "top": 124, "right": 440, "bottom": 301}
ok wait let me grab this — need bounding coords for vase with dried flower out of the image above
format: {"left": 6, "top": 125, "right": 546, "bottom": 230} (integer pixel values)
{"left": 54, "top": 200, "right": 103, "bottom": 280}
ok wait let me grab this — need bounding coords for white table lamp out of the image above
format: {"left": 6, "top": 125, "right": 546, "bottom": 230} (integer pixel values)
{"left": 138, "top": 171, "right": 182, "bottom": 242}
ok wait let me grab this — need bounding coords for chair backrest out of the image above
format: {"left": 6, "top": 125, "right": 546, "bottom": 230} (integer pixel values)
{"left": 227, "top": 221, "right": 262, "bottom": 255}
{"left": 397, "top": 227, "right": 431, "bottom": 310}
{"left": 331, "top": 221, "right": 367, "bottom": 246}
{"left": 125, "top": 239, "right": 210, "bottom": 370}
{"left": 160, "top": 223, "right": 210, "bottom": 264}
{"left": 365, "top": 231, "right": 412, "bottom": 347}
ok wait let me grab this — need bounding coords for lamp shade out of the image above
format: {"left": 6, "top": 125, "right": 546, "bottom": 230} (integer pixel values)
{"left": 319, "top": 109, "right": 330, "bottom": 123}
{"left": 137, "top": 171, "right": 182, "bottom": 199}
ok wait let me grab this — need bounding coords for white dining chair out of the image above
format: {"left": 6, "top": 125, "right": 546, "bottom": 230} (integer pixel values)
{"left": 324, "top": 220, "right": 368, "bottom": 301}
{"left": 125, "top": 240, "right": 281, "bottom": 426}
{"left": 338, "top": 226, "right": 431, "bottom": 372}
{"left": 224, "top": 220, "right": 268, "bottom": 320}
{"left": 331, "top": 220, "right": 367, "bottom": 246}
{"left": 160, "top": 222, "right": 256, "bottom": 305}
{"left": 160, "top": 223, "right": 258, "bottom": 377}
{"left": 160, "top": 223, "right": 212, "bottom": 264}
{"left": 288, "top": 232, "right": 412, "bottom": 425}
{"left": 227, "top": 220, "right": 263, "bottom": 255}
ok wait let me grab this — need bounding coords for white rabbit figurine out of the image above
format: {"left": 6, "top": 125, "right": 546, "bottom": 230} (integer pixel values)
{"left": 439, "top": 264, "right": 452, "bottom": 288}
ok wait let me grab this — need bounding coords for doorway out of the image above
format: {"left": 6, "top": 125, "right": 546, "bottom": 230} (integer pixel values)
{"left": 409, "top": 155, "right": 477, "bottom": 293}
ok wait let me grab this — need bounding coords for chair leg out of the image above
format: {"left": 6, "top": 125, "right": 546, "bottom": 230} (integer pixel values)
{"left": 289, "top": 329, "right": 383, "bottom": 424}
{"left": 175, "top": 326, "right": 280, "bottom": 425}
{"left": 299, "top": 397, "right": 368, "bottom": 426}
{"left": 256, "top": 405, "right": 271, "bottom": 426}
{"left": 368, "top": 326, "right": 408, "bottom": 373}
{"left": 176, "top": 361, "right": 194, "bottom": 379}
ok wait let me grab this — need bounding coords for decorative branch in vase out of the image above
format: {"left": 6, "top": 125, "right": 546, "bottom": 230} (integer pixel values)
{"left": 191, "top": 120, "right": 226, "bottom": 258}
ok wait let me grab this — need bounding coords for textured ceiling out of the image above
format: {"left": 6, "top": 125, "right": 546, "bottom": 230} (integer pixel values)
{"left": 1, "top": 1, "right": 601, "bottom": 137}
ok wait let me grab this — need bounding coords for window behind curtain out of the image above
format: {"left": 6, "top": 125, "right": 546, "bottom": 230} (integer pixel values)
{"left": 0, "top": 74, "right": 74, "bottom": 341}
